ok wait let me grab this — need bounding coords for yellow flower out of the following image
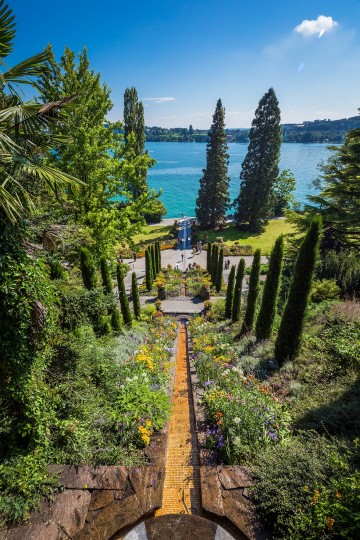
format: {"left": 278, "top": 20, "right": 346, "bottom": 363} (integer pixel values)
{"left": 311, "top": 490, "right": 320, "bottom": 505}
{"left": 326, "top": 517, "right": 335, "bottom": 531}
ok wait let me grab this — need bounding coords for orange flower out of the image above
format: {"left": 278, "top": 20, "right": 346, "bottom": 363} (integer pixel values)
{"left": 326, "top": 517, "right": 335, "bottom": 531}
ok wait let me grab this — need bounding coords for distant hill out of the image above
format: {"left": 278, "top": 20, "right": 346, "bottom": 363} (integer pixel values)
{"left": 145, "top": 116, "right": 360, "bottom": 143}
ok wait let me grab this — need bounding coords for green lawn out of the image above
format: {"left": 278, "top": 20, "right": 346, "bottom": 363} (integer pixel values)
{"left": 132, "top": 224, "right": 173, "bottom": 245}
{"left": 200, "top": 219, "right": 298, "bottom": 254}
{"left": 133, "top": 219, "right": 298, "bottom": 255}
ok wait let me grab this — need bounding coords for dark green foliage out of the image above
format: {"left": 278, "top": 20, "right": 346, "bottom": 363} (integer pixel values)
{"left": 316, "top": 250, "right": 360, "bottom": 298}
{"left": 131, "top": 272, "right": 141, "bottom": 319}
{"left": 211, "top": 244, "right": 219, "bottom": 283}
{"left": 156, "top": 241, "right": 161, "bottom": 273}
{"left": 116, "top": 264, "right": 132, "bottom": 326}
{"left": 241, "top": 249, "right": 261, "bottom": 334}
{"left": 100, "top": 256, "right": 112, "bottom": 294}
{"left": 58, "top": 284, "right": 113, "bottom": 332}
{"left": 48, "top": 258, "right": 64, "bottom": 280}
{"left": 225, "top": 265, "right": 235, "bottom": 319}
{"left": 307, "top": 126, "right": 360, "bottom": 249}
{"left": 275, "top": 217, "right": 322, "bottom": 364}
{"left": 271, "top": 169, "right": 297, "bottom": 216}
{"left": 256, "top": 236, "right": 284, "bottom": 340}
{"left": 150, "top": 244, "right": 156, "bottom": 280}
{"left": 145, "top": 248, "right": 152, "bottom": 291}
{"left": 79, "top": 247, "right": 97, "bottom": 290}
{"left": 110, "top": 307, "right": 122, "bottom": 332}
{"left": 216, "top": 248, "right": 224, "bottom": 293}
{"left": 234, "top": 88, "right": 282, "bottom": 232}
{"left": 143, "top": 200, "right": 167, "bottom": 224}
{"left": 123, "top": 87, "right": 145, "bottom": 156}
{"left": 207, "top": 242, "right": 212, "bottom": 273}
{"left": 232, "top": 258, "right": 245, "bottom": 323}
{"left": 196, "top": 99, "right": 230, "bottom": 228}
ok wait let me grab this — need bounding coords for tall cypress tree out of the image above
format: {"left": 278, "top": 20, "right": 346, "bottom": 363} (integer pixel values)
{"left": 216, "top": 248, "right": 224, "bottom": 293}
{"left": 145, "top": 248, "right": 152, "bottom": 291}
{"left": 116, "top": 264, "right": 132, "bottom": 326}
{"left": 110, "top": 307, "right": 122, "bottom": 332}
{"left": 241, "top": 249, "right": 261, "bottom": 334}
{"left": 131, "top": 271, "right": 141, "bottom": 319}
{"left": 156, "top": 241, "right": 161, "bottom": 273}
{"left": 150, "top": 244, "right": 156, "bottom": 279}
{"left": 100, "top": 256, "right": 112, "bottom": 294}
{"left": 232, "top": 258, "right": 246, "bottom": 323}
{"left": 207, "top": 242, "right": 212, "bottom": 273}
{"left": 80, "top": 247, "right": 97, "bottom": 290}
{"left": 196, "top": 99, "right": 230, "bottom": 228}
{"left": 234, "top": 88, "right": 281, "bottom": 232}
{"left": 255, "top": 236, "right": 284, "bottom": 340}
{"left": 123, "top": 86, "right": 145, "bottom": 155}
{"left": 212, "top": 244, "right": 219, "bottom": 284}
{"left": 275, "top": 217, "right": 322, "bottom": 364}
{"left": 225, "top": 265, "right": 236, "bottom": 319}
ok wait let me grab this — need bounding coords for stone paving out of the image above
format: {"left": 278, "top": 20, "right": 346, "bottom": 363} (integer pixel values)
{"left": 155, "top": 322, "right": 201, "bottom": 515}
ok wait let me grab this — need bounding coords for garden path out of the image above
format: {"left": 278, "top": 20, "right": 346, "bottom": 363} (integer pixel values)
{"left": 155, "top": 321, "right": 201, "bottom": 515}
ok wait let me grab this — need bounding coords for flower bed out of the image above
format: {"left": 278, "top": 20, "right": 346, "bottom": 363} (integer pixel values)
{"left": 189, "top": 318, "right": 290, "bottom": 463}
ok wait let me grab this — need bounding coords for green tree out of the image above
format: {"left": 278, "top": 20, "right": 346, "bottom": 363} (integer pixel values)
{"left": 216, "top": 248, "right": 224, "bottom": 293}
{"left": 306, "top": 126, "right": 360, "bottom": 250}
{"left": 116, "top": 264, "right": 132, "bottom": 326}
{"left": 196, "top": 99, "right": 230, "bottom": 228}
{"left": 255, "top": 236, "right": 284, "bottom": 340}
{"left": 234, "top": 88, "right": 282, "bottom": 232}
{"left": 150, "top": 243, "right": 156, "bottom": 279}
{"left": 37, "top": 47, "right": 152, "bottom": 257}
{"left": 275, "top": 218, "right": 322, "bottom": 364}
{"left": 131, "top": 272, "right": 141, "bottom": 319}
{"left": 110, "top": 307, "right": 122, "bottom": 332}
{"left": 207, "top": 242, "right": 212, "bottom": 273}
{"left": 241, "top": 249, "right": 261, "bottom": 334}
{"left": 232, "top": 258, "right": 245, "bottom": 323}
{"left": 211, "top": 244, "right": 219, "bottom": 284}
{"left": 145, "top": 248, "right": 152, "bottom": 291}
{"left": 100, "top": 256, "right": 112, "bottom": 294}
{"left": 80, "top": 247, "right": 97, "bottom": 290}
{"left": 123, "top": 87, "right": 145, "bottom": 156}
{"left": 272, "top": 169, "right": 298, "bottom": 216}
{"left": 225, "top": 265, "right": 236, "bottom": 319}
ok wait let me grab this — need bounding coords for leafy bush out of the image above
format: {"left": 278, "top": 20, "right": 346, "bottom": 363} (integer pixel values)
{"left": 253, "top": 435, "right": 360, "bottom": 539}
{"left": 311, "top": 279, "right": 340, "bottom": 303}
{"left": 317, "top": 250, "right": 360, "bottom": 298}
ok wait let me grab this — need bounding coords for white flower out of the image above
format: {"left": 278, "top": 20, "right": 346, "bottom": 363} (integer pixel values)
{"left": 234, "top": 417, "right": 241, "bottom": 424}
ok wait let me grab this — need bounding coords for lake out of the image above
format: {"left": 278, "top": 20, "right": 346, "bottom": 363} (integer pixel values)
{"left": 146, "top": 142, "right": 333, "bottom": 219}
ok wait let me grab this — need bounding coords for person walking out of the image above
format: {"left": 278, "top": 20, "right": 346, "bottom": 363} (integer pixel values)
{"left": 181, "top": 253, "right": 184, "bottom": 262}
{"left": 133, "top": 252, "right": 137, "bottom": 262}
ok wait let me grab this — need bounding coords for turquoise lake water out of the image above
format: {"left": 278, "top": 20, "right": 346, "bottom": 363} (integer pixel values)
{"left": 146, "top": 142, "right": 333, "bottom": 219}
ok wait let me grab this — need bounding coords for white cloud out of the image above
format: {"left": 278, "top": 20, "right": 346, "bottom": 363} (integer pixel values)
{"left": 294, "top": 15, "right": 338, "bottom": 38}
{"left": 142, "top": 97, "right": 176, "bottom": 103}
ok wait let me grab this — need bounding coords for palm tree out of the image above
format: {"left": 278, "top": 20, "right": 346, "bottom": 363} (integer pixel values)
{"left": 0, "top": 0, "right": 80, "bottom": 224}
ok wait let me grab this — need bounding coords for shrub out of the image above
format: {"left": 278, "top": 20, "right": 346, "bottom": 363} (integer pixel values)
{"left": 79, "top": 247, "right": 97, "bottom": 290}
{"left": 241, "top": 249, "right": 261, "bottom": 334}
{"left": 311, "top": 279, "right": 340, "bottom": 303}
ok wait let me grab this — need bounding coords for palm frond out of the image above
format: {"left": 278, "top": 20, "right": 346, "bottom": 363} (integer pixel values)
{"left": 0, "top": 52, "right": 49, "bottom": 91}
{"left": 0, "top": 1, "right": 15, "bottom": 59}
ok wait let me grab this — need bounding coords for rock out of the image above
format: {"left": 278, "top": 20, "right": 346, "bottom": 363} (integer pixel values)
{"left": 200, "top": 467, "right": 225, "bottom": 516}
{"left": 51, "top": 490, "right": 91, "bottom": 537}
{"left": 1, "top": 523, "right": 63, "bottom": 540}
{"left": 50, "top": 465, "right": 129, "bottom": 490}
{"left": 218, "top": 467, "right": 252, "bottom": 490}
{"left": 145, "top": 514, "right": 217, "bottom": 539}
{"left": 88, "top": 489, "right": 114, "bottom": 511}
{"left": 129, "top": 467, "right": 164, "bottom": 514}
{"left": 74, "top": 494, "right": 143, "bottom": 540}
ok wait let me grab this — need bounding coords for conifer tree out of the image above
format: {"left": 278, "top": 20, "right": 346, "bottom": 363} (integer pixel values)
{"left": 100, "top": 256, "right": 112, "bottom": 294}
{"left": 211, "top": 244, "right": 219, "bottom": 284}
{"left": 275, "top": 217, "right": 322, "bottom": 364}
{"left": 207, "top": 242, "right": 212, "bottom": 273}
{"left": 225, "top": 265, "right": 236, "bottom": 319}
{"left": 234, "top": 88, "right": 281, "bottom": 232}
{"left": 150, "top": 244, "right": 156, "bottom": 279}
{"left": 196, "top": 99, "right": 230, "bottom": 228}
{"left": 241, "top": 249, "right": 261, "bottom": 334}
{"left": 116, "top": 264, "right": 132, "bottom": 326}
{"left": 216, "top": 248, "right": 224, "bottom": 293}
{"left": 131, "top": 272, "right": 141, "bottom": 319}
{"left": 232, "top": 258, "right": 245, "bottom": 323}
{"left": 110, "top": 307, "right": 122, "bottom": 332}
{"left": 145, "top": 248, "right": 152, "bottom": 291}
{"left": 80, "top": 247, "right": 97, "bottom": 290}
{"left": 123, "top": 87, "right": 145, "bottom": 156}
{"left": 157, "top": 241, "right": 162, "bottom": 272}
{"left": 255, "top": 236, "right": 284, "bottom": 340}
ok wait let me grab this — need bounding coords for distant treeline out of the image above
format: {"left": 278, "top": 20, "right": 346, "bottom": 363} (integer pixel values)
{"left": 145, "top": 116, "right": 360, "bottom": 143}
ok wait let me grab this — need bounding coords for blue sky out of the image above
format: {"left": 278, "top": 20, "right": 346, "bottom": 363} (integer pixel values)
{"left": 10, "top": 0, "right": 360, "bottom": 128}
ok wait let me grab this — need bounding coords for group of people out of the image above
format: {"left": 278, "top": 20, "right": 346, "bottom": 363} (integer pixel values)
{"left": 224, "top": 259, "right": 231, "bottom": 270}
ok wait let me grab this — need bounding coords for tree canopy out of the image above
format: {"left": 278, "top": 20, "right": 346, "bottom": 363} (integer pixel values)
{"left": 234, "top": 88, "right": 282, "bottom": 232}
